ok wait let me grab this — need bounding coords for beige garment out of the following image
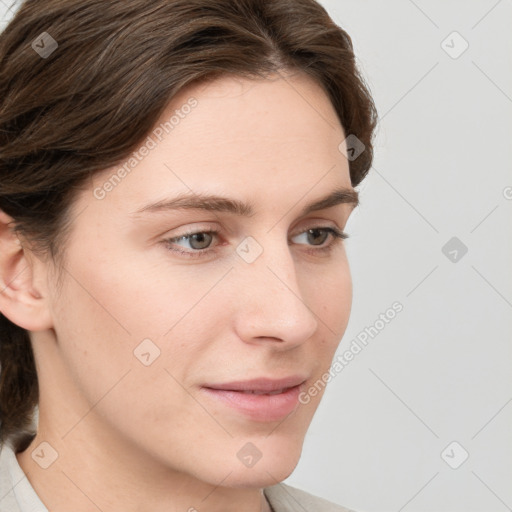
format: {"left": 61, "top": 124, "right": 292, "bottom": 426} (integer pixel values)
{"left": 264, "top": 482, "right": 355, "bottom": 511}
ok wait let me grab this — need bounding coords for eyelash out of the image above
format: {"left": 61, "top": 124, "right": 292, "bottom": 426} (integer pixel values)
{"left": 162, "top": 226, "right": 349, "bottom": 259}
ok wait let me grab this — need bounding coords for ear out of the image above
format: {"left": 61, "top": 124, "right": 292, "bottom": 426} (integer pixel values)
{"left": 0, "top": 209, "right": 53, "bottom": 331}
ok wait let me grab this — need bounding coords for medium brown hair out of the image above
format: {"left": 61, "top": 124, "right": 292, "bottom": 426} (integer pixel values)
{"left": 0, "top": 0, "right": 377, "bottom": 450}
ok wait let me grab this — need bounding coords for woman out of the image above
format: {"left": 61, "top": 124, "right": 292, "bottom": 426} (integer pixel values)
{"left": 0, "top": 0, "right": 377, "bottom": 510}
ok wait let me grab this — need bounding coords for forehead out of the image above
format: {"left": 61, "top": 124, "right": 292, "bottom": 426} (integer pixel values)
{"left": 172, "top": 70, "right": 344, "bottom": 148}
{"left": 83, "top": 71, "right": 351, "bottom": 218}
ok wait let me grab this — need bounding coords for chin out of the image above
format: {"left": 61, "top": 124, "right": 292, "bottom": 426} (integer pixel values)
{"left": 220, "top": 433, "right": 305, "bottom": 488}
{"left": 224, "top": 459, "right": 300, "bottom": 489}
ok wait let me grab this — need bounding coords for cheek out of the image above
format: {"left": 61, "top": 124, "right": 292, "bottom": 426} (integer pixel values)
{"left": 48, "top": 244, "right": 227, "bottom": 407}
{"left": 305, "top": 257, "right": 352, "bottom": 341}
{"left": 47, "top": 246, "right": 156, "bottom": 407}
{"left": 49, "top": 273, "right": 134, "bottom": 404}
{"left": 84, "top": 242, "right": 232, "bottom": 340}
{"left": 49, "top": 266, "right": 203, "bottom": 446}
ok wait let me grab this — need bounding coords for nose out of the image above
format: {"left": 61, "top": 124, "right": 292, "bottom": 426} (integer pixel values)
{"left": 231, "top": 235, "right": 319, "bottom": 349}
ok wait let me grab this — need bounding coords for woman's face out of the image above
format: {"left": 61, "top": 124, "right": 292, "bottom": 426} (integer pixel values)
{"left": 32, "top": 71, "right": 357, "bottom": 488}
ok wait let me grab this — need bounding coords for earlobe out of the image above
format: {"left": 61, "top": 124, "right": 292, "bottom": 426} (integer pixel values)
{"left": 0, "top": 209, "right": 53, "bottom": 331}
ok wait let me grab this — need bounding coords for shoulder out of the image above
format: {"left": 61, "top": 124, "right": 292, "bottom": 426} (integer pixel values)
{"left": 264, "top": 482, "right": 356, "bottom": 512}
{"left": 0, "top": 441, "right": 23, "bottom": 512}
{"left": 0, "top": 439, "right": 45, "bottom": 512}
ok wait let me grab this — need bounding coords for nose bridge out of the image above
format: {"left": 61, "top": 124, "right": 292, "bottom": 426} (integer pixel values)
{"left": 232, "top": 231, "right": 318, "bottom": 345}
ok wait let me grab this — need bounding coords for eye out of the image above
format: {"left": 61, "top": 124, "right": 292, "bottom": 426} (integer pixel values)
{"left": 291, "top": 227, "right": 344, "bottom": 246}
{"left": 163, "top": 229, "right": 218, "bottom": 256}
{"left": 162, "top": 226, "right": 348, "bottom": 259}
{"left": 171, "top": 230, "right": 215, "bottom": 251}
{"left": 290, "top": 227, "right": 349, "bottom": 255}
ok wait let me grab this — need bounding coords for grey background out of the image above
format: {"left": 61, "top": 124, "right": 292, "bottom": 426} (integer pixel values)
{"left": 1, "top": 1, "right": 511, "bottom": 511}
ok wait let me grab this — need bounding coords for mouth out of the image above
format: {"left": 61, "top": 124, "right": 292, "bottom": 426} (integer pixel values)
{"left": 200, "top": 376, "right": 307, "bottom": 422}
{"left": 234, "top": 388, "right": 292, "bottom": 395}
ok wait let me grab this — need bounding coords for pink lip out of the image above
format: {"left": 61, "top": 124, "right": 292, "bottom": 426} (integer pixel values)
{"left": 201, "top": 376, "right": 307, "bottom": 422}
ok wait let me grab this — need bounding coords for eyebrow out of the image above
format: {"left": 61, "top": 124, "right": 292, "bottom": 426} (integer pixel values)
{"left": 130, "top": 186, "right": 359, "bottom": 218}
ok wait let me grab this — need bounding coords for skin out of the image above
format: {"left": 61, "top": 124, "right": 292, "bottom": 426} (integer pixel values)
{"left": 0, "top": 70, "right": 357, "bottom": 512}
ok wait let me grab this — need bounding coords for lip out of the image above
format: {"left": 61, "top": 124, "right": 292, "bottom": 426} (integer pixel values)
{"left": 201, "top": 376, "right": 307, "bottom": 422}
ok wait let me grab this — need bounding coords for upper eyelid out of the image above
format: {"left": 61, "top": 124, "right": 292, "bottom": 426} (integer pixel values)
{"left": 168, "top": 216, "right": 344, "bottom": 236}
{"left": 162, "top": 225, "right": 347, "bottom": 259}
{"left": 168, "top": 222, "right": 342, "bottom": 241}
{"left": 165, "top": 226, "right": 345, "bottom": 250}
